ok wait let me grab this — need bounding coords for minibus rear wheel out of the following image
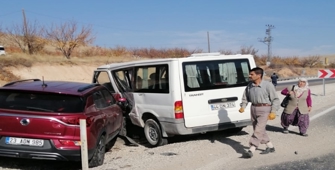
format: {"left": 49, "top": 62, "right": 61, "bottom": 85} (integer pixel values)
{"left": 144, "top": 119, "right": 168, "bottom": 147}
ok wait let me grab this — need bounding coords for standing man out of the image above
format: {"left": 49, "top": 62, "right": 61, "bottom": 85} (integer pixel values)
{"left": 271, "top": 73, "right": 279, "bottom": 87}
{"left": 239, "top": 67, "right": 280, "bottom": 158}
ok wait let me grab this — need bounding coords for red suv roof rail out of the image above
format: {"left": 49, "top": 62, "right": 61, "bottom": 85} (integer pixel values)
{"left": 3, "top": 79, "right": 41, "bottom": 87}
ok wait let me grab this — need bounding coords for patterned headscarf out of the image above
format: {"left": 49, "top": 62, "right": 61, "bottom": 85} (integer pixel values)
{"left": 294, "top": 78, "right": 309, "bottom": 97}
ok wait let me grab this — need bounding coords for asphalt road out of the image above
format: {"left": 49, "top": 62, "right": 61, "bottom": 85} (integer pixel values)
{"left": 276, "top": 78, "right": 335, "bottom": 91}
{"left": 256, "top": 153, "right": 335, "bottom": 170}
{"left": 254, "top": 108, "right": 335, "bottom": 170}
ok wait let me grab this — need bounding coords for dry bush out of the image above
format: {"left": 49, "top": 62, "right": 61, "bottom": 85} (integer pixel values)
{"left": 299, "top": 55, "right": 321, "bottom": 68}
{"left": 3, "top": 46, "right": 21, "bottom": 53}
{"left": 303, "top": 68, "right": 319, "bottom": 76}
{"left": 80, "top": 46, "right": 112, "bottom": 57}
{"left": 163, "top": 47, "right": 195, "bottom": 58}
{"left": 0, "top": 69, "right": 20, "bottom": 82}
{"left": 289, "top": 66, "right": 303, "bottom": 75}
{"left": 238, "top": 45, "right": 259, "bottom": 55}
{"left": 218, "top": 45, "right": 263, "bottom": 65}
{"left": 281, "top": 56, "right": 300, "bottom": 66}
{"left": 327, "top": 62, "right": 335, "bottom": 69}
{"left": 130, "top": 47, "right": 196, "bottom": 58}
{"left": 277, "top": 67, "right": 296, "bottom": 77}
{"left": 132, "top": 48, "right": 163, "bottom": 58}
{"left": 254, "top": 55, "right": 267, "bottom": 66}
{"left": 218, "top": 49, "right": 234, "bottom": 55}
{"left": 268, "top": 56, "right": 285, "bottom": 69}
{"left": 0, "top": 55, "right": 33, "bottom": 67}
{"left": 0, "top": 55, "right": 34, "bottom": 82}
{"left": 111, "top": 46, "right": 132, "bottom": 57}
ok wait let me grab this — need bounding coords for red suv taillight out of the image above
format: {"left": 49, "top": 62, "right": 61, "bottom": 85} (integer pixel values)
{"left": 59, "top": 140, "right": 81, "bottom": 146}
{"left": 174, "top": 101, "right": 184, "bottom": 119}
{"left": 60, "top": 117, "right": 93, "bottom": 127}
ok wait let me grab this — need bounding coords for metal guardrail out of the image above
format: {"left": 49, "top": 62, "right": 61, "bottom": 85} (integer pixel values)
{"left": 277, "top": 76, "right": 318, "bottom": 81}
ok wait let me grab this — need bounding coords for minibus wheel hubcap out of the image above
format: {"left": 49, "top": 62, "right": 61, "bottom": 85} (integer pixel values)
{"left": 149, "top": 127, "right": 158, "bottom": 141}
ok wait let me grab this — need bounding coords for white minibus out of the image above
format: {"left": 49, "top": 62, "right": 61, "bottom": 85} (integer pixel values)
{"left": 92, "top": 53, "right": 255, "bottom": 147}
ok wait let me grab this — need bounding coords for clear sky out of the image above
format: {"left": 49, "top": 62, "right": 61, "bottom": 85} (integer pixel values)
{"left": 1, "top": 0, "right": 334, "bottom": 57}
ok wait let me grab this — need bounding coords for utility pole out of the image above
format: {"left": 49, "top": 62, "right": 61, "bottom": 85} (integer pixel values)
{"left": 207, "top": 31, "right": 210, "bottom": 53}
{"left": 22, "top": 8, "right": 31, "bottom": 54}
{"left": 22, "top": 9, "right": 28, "bottom": 37}
{"left": 258, "top": 24, "right": 275, "bottom": 66}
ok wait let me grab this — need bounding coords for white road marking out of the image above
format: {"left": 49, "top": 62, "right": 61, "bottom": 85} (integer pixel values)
{"left": 289, "top": 106, "right": 335, "bottom": 131}
{"left": 310, "top": 106, "right": 335, "bottom": 121}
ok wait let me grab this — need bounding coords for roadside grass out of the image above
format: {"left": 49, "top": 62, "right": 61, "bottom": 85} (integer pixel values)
{"left": 0, "top": 53, "right": 148, "bottom": 82}
{"left": 0, "top": 54, "right": 34, "bottom": 82}
{"left": 0, "top": 52, "right": 334, "bottom": 83}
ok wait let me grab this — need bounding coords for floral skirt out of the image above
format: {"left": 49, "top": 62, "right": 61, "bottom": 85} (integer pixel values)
{"left": 281, "top": 108, "right": 309, "bottom": 134}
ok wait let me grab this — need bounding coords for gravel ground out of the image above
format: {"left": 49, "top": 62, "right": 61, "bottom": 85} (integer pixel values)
{"left": 1, "top": 82, "right": 335, "bottom": 170}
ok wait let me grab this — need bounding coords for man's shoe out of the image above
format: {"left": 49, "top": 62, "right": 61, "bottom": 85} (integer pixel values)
{"left": 260, "top": 147, "right": 275, "bottom": 154}
{"left": 242, "top": 150, "right": 253, "bottom": 158}
{"left": 283, "top": 127, "right": 289, "bottom": 134}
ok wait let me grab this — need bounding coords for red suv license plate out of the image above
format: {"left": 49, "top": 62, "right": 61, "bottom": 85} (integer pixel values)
{"left": 5, "top": 137, "right": 44, "bottom": 147}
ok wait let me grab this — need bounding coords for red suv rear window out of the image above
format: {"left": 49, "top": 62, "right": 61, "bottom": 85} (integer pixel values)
{"left": 0, "top": 90, "right": 84, "bottom": 113}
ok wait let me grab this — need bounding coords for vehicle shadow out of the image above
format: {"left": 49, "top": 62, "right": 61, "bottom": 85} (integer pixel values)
{"left": 123, "top": 108, "right": 251, "bottom": 152}
{"left": 123, "top": 122, "right": 251, "bottom": 150}
{"left": 0, "top": 157, "right": 82, "bottom": 170}
{"left": 212, "top": 108, "right": 250, "bottom": 155}
{"left": 0, "top": 136, "right": 122, "bottom": 170}
{"left": 208, "top": 130, "right": 250, "bottom": 154}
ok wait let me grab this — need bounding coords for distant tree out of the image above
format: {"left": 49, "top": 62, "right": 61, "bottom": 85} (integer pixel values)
{"left": 218, "top": 49, "right": 234, "bottom": 55}
{"left": 238, "top": 45, "right": 259, "bottom": 55}
{"left": 5, "top": 24, "right": 26, "bottom": 53}
{"left": 299, "top": 55, "right": 321, "bottom": 68}
{"left": 5, "top": 20, "right": 45, "bottom": 54}
{"left": 46, "top": 21, "right": 95, "bottom": 59}
{"left": 189, "top": 48, "right": 203, "bottom": 55}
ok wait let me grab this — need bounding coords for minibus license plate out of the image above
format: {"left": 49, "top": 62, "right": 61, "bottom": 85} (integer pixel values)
{"left": 211, "top": 102, "right": 236, "bottom": 110}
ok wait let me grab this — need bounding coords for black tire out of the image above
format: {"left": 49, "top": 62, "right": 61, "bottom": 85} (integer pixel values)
{"left": 105, "top": 136, "right": 117, "bottom": 152}
{"left": 144, "top": 119, "right": 168, "bottom": 147}
{"left": 89, "top": 135, "right": 106, "bottom": 168}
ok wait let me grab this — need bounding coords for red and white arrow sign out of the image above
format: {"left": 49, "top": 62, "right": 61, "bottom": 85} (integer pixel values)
{"left": 318, "top": 69, "right": 335, "bottom": 78}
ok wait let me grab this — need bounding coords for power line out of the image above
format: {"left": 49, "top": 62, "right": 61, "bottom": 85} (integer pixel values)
{"left": 0, "top": 10, "right": 21, "bottom": 17}
{"left": 24, "top": 10, "right": 150, "bottom": 32}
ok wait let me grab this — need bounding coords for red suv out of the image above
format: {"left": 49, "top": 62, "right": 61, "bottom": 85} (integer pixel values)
{"left": 0, "top": 79, "right": 126, "bottom": 167}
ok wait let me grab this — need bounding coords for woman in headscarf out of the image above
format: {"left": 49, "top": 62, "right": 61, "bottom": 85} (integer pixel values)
{"left": 280, "top": 78, "right": 312, "bottom": 136}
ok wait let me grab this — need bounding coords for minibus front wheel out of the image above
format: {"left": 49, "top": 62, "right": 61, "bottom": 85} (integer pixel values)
{"left": 144, "top": 119, "right": 168, "bottom": 147}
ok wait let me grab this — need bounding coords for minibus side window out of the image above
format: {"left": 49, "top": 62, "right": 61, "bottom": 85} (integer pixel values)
{"left": 134, "top": 64, "right": 169, "bottom": 93}
{"left": 183, "top": 59, "right": 250, "bottom": 92}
